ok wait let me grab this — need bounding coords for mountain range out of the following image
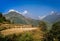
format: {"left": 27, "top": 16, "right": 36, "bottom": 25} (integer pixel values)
{"left": 42, "top": 12, "right": 60, "bottom": 24}
{"left": 42, "top": 12, "right": 60, "bottom": 30}
{"left": 4, "top": 10, "right": 60, "bottom": 27}
{"left": 4, "top": 10, "right": 39, "bottom": 26}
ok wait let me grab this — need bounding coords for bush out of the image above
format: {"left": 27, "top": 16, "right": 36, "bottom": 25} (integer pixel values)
{"left": 0, "top": 32, "right": 33, "bottom": 41}
{"left": 1, "top": 31, "right": 44, "bottom": 41}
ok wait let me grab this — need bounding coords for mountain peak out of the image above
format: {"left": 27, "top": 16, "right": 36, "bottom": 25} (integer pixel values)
{"left": 8, "top": 9, "right": 20, "bottom": 14}
{"left": 50, "top": 11, "right": 57, "bottom": 15}
{"left": 8, "top": 9, "right": 16, "bottom": 12}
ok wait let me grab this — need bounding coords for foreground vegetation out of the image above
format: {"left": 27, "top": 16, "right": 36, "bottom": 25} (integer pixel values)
{"left": 0, "top": 29, "right": 44, "bottom": 41}
{"left": 43, "top": 21, "right": 60, "bottom": 41}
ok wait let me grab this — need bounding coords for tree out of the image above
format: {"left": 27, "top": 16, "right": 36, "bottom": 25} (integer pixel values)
{"left": 0, "top": 12, "right": 6, "bottom": 23}
{"left": 0, "top": 12, "right": 10, "bottom": 23}
{"left": 50, "top": 21, "right": 60, "bottom": 41}
{"left": 39, "top": 21, "right": 47, "bottom": 31}
{"left": 0, "top": 12, "right": 3, "bottom": 17}
{"left": 40, "top": 21, "right": 60, "bottom": 41}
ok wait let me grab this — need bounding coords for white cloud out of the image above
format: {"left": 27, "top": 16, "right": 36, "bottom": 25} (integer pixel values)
{"left": 38, "top": 15, "right": 46, "bottom": 20}
{"left": 22, "top": 10, "right": 28, "bottom": 15}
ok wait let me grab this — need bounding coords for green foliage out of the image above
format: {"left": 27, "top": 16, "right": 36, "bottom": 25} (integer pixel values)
{"left": 50, "top": 21, "right": 60, "bottom": 41}
{"left": 39, "top": 21, "right": 47, "bottom": 31}
{"left": 43, "top": 32, "right": 53, "bottom": 41}
{"left": 0, "top": 12, "right": 6, "bottom": 23}
{"left": 0, "top": 12, "right": 3, "bottom": 17}
{"left": 0, "top": 31, "right": 43, "bottom": 41}
{"left": 0, "top": 32, "right": 33, "bottom": 41}
{"left": 44, "top": 21, "right": 60, "bottom": 41}
{"left": 0, "top": 33, "right": 6, "bottom": 41}
{"left": 4, "top": 32, "right": 33, "bottom": 41}
{"left": 16, "top": 32, "right": 33, "bottom": 41}
{"left": 0, "top": 12, "right": 10, "bottom": 23}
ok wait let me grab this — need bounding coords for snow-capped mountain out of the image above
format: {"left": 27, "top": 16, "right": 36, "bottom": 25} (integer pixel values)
{"left": 8, "top": 9, "right": 21, "bottom": 14}
{"left": 42, "top": 11, "right": 60, "bottom": 24}
{"left": 4, "top": 9, "right": 39, "bottom": 26}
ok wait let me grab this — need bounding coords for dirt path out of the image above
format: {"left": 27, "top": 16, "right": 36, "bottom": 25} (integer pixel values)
{"left": 1, "top": 28, "right": 38, "bottom": 36}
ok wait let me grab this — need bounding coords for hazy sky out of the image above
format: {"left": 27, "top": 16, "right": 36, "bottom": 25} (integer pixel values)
{"left": 0, "top": 0, "right": 60, "bottom": 19}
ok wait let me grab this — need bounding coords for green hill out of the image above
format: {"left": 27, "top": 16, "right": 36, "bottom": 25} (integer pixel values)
{"left": 4, "top": 11, "right": 39, "bottom": 26}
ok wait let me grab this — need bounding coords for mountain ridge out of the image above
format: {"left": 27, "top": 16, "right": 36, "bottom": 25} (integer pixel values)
{"left": 4, "top": 10, "right": 39, "bottom": 26}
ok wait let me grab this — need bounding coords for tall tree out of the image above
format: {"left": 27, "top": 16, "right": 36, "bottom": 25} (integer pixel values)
{"left": 50, "top": 21, "right": 60, "bottom": 41}
{"left": 0, "top": 12, "right": 3, "bottom": 17}
{"left": 0, "top": 12, "right": 10, "bottom": 23}
{"left": 39, "top": 21, "right": 47, "bottom": 31}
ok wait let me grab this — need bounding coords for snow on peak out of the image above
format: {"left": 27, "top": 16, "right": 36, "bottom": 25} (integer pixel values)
{"left": 22, "top": 10, "right": 28, "bottom": 15}
{"left": 8, "top": 9, "right": 29, "bottom": 15}
{"left": 8, "top": 9, "right": 16, "bottom": 12}
{"left": 8, "top": 9, "right": 21, "bottom": 14}
{"left": 50, "top": 11, "right": 57, "bottom": 15}
{"left": 51, "top": 11, "right": 54, "bottom": 14}
{"left": 38, "top": 15, "right": 47, "bottom": 20}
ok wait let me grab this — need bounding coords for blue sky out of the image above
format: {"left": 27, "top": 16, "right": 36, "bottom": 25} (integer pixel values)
{"left": 0, "top": 0, "right": 60, "bottom": 19}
